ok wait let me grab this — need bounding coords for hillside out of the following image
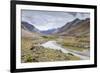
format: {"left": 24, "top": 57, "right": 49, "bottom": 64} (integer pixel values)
{"left": 21, "top": 21, "right": 41, "bottom": 38}
{"left": 21, "top": 21, "right": 40, "bottom": 33}
{"left": 57, "top": 18, "right": 90, "bottom": 36}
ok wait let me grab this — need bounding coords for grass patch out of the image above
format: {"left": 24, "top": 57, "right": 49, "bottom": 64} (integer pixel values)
{"left": 42, "top": 35, "right": 57, "bottom": 40}
{"left": 21, "top": 44, "right": 81, "bottom": 63}
{"left": 66, "top": 53, "right": 80, "bottom": 60}
{"left": 65, "top": 46, "right": 85, "bottom": 51}
{"left": 56, "top": 36, "right": 90, "bottom": 51}
{"left": 61, "top": 42, "right": 89, "bottom": 51}
{"left": 21, "top": 37, "right": 33, "bottom": 50}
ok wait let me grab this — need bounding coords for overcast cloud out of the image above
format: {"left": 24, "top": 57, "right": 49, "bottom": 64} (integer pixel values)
{"left": 21, "top": 10, "right": 90, "bottom": 31}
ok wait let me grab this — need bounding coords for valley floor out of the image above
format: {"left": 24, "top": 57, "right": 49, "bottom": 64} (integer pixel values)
{"left": 21, "top": 35, "right": 90, "bottom": 63}
{"left": 41, "top": 40, "right": 90, "bottom": 60}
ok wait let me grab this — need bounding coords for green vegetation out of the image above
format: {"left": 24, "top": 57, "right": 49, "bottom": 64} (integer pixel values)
{"left": 21, "top": 37, "right": 80, "bottom": 63}
{"left": 21, "top": 37, "right": 33, "bottom": 50}
{"left": 42, "top": 35, "right": 58, "bottom": 40}
{"left": 66, "top": 53, "right": 80, "bottom": 60}
{"left": 65, "top": 46, "right": 85, "bottom": 51}
{"left": 56, "top": 36, "right": 90, "bottom": 51}
{"left": 21, "top": 33, "right": 89, "bottom": 63}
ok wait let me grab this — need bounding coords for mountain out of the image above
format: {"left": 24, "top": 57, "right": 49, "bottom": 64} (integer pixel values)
{"left": 57, "top": 18, "right": 80, "bottom": 33}
{"left": 21, "top": 21, "right": 40, "bottom": 33}
{"left": 56, "top": 18, "right": 90, "bottom": 36}
{"left": 21, "top": 18, "right": 90, "bottom": 36}
{"left": 21, "top": 29, "right": 33, "bottom": 38}
{"left": 21, "top": 21, "right": 41, "bottom": 38}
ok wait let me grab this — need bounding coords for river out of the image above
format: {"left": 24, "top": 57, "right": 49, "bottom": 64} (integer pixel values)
{"left": 41, "top": 40, "right": 90, "bottom": 60}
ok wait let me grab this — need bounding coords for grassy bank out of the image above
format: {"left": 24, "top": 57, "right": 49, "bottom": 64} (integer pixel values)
{"left": 21, "top": 37, "right": 80, "bottom": 63}
{"left": 56, "top": 36, "right": 90, "bottom": 51}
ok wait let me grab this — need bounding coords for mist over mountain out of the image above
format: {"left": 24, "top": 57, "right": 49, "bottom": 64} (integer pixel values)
{"left": 40, "top": 29, "right": 57, "bottom": 35}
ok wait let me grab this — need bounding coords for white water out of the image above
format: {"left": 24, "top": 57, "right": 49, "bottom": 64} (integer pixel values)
{"left": 41, "top": 40, "right": 90, "bottom": 60}
{"left": 41, "top": 41, "right": 69, "bottom": 53}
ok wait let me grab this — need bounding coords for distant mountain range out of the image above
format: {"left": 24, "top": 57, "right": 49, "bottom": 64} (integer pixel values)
{"left": 40, "top": 29, "right": 57, "bottom": 35}
{"left": 21, "top": 18, "right": 90, "bottom": 37}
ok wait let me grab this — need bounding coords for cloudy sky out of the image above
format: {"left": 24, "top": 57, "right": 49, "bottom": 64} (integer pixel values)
{"left": 21, "top": 10, "right": 90, "bottom": 31}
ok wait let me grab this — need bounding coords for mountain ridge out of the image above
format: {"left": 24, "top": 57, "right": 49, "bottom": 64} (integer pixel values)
{"left": 56, "top": 18, "right": 90, "bottom": 36}
{"left": 21, "top": 18, "right": 90, "bottom": 36}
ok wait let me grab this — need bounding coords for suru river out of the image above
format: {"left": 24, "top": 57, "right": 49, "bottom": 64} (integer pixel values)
{"left": 41, "top": 40, "right": 90, "bottom": 60}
